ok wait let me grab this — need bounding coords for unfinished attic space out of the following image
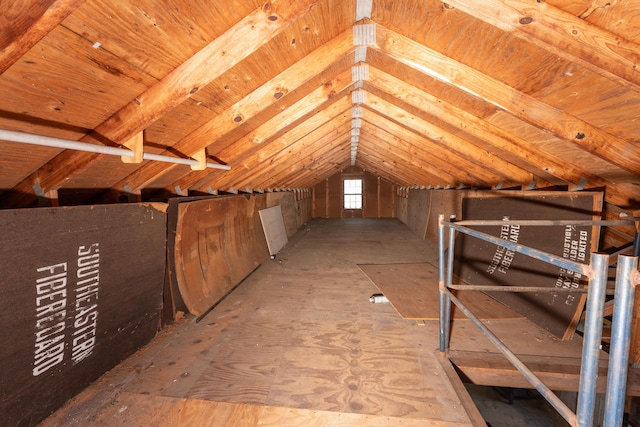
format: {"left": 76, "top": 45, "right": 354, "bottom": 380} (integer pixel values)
{"left": 3, "top": 0, "right": 640, "bottom": 425}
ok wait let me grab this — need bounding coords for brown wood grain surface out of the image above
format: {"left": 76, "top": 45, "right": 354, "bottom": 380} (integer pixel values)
{"left": 358, "top": 262, "right": 522, "bottom": 320}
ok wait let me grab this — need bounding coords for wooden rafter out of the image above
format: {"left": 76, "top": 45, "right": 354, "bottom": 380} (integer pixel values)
{"left": 179, "top": 85, "right": 354, "bottom": 194}
{"left": 374, "top": 25, "right": 640, "bottom": 177}
{"left": 0, "top": 0, "right": 87, "bottom": 75}
{"left": 112, "top": 28, "right": 355, "bottom": 193}
{"left": 0, "top": 0, "right": 320, "bottom": 208}
{"left": 360, "top": 113, "right": 492, "bottom": 185}
{"left": 237, "top": 118, "right": 353, "bottom": 190}
{"left": 366, "top": 67, "right": 639, "bottom": 208}
{"left": 441, "top": 0, "right": 640, "bottom": 91}
{"left": 362, "top": 91, "right": 542, "bottom": 186}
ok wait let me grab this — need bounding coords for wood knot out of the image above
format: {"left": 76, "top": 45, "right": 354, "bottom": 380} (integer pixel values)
{"left": 519, "top": 16, "right": 533, "bottom": 25}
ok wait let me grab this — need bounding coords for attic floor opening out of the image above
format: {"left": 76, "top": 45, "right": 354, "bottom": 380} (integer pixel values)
{"left": 41, "top": 218, "right": 629, "bottom": 426}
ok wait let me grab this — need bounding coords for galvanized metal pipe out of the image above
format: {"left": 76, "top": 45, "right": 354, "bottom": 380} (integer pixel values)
{"left": 0, "top": 129, "right": 231, "bottom": 170}
{"left": 448, "top": 283, "right": 592, "bottom": 293}
{"left": 577, "top": 252, "right": 609, "bottom": 427}
{"left": 443, "top": 220, "right": 588, "bottom": 275}
{"left": 604, "top": 255, "right": 639, "bottom": 426}
{"left": 442, "top": 217, "right": 456, "bottom": 349}
{"left": 442, "top": 287, "right": 579, "bottom": 426}
{"left": 453, "top": 219, "right": 633, "bottom": 227}
{"left": 438, "top": 214, "right": 449, "bottom": 352}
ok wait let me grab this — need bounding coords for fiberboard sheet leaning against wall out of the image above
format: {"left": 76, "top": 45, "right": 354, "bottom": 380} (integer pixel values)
{"left": 0, "top": 203, "right": 167, "bottom": 427}
{"left": 454, "top": 192, "right": 603, "bottom": 340}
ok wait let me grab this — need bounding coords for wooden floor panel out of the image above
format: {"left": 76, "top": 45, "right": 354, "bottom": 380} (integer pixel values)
{"left": 358, "top": 262, "right": 523, "bottom": 320}
{"left": 47, "top": 390, "right": 469, "bottom": 426}
{"left": 43, "top": 218, "right": 610, "bottom": 426}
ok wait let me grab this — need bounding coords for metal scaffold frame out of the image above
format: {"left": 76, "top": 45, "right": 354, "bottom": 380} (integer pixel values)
{"left": 437, "top": 214, "right": 639, "bottom": 427}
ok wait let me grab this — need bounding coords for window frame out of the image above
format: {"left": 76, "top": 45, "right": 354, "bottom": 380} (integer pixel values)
{"left": 343, "top": 178, "right": 363, "bottom": 210}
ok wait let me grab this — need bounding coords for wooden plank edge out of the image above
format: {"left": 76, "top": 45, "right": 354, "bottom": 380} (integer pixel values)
{"left": 447, "top": 350, "right": 640, "bottom": 397}
{"left": 436, "top": 351, "right": 487, "bottom": 427}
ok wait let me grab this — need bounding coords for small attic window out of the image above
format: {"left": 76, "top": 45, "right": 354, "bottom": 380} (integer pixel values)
{"left": 344, "top": 179, "right": 362, "bottom": 209}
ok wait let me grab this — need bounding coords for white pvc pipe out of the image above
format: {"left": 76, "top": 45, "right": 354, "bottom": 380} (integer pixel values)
{"left": 0, "top": 129, "right": 231, "bottom": 170}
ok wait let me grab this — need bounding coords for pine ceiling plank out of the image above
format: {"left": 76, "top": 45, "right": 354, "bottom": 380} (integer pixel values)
{"left": 1, "top": 0, "right": 320, "bottom": 208}
{"left": 113, "top": 29, "right": 355, "bottom": 193}
{"left": 357, "top": 139, "right": 447, "bottom": 187}
{"left": 361, "top": 109, "right": 504, "bottom": 186}
{"left": 359, "top": 122, "right": 481, "bottom": 187}
{"left": 366, "top": 67, "right": 636, "bottom": 208}
{"left": 62, "top": 0, "right": 263, "bottom": 80}
{"left": 95, "top": 0, "right": 322, "bottom": 146}
{"left": 0, "top": 0, "right": 86, "bottom": 74}
{"left": 353, "top": 154, "right": 412, "bottom": 188}
{"left": 374, "top": 25, "right": 640, "bottom": 177}
{"left": 189, "top": 86, "right": 353, "bottom": 193}
{"left": 0, "top": 141, "right": 61, "bottom": 189}
{"left": 181, "top": 94, "right": 351, "bottom": 193}
{"left": 217, "top": 69, "right": 352, "bottom": 154}
{"left": 259, "top": 131, "right": 352, "bottom": 189}
{"left": 234, "top": 118, "right": 353, "bottom": 191}
{"left": 1, "top": 24, "right": 157, "bottom": 131}
{"left": 293, "top": 157, "right": 353, "bottom": 189}
{"left": 363, "top": 91, "right": 540, "bottom": 187}
{"left": 442, "top": 0, "right": 640, "bottom": 92}
{"left": 255, "top": 125, "right": 353, "bottom": 189}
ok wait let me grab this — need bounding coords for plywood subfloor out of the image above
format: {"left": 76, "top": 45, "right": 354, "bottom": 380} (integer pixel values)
{"left": 41, "top": 218, "right": 618, "bottom": 426}
{"left": 41, "top": 219, "right": 474, "bottom": 426}
{"left": 358, "top": 262, "right": 523, "bottom": 320}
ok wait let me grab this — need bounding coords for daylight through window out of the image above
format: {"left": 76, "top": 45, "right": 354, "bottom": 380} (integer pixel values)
{"left": 344, "top": 179, "right": 362, "bottom": 209}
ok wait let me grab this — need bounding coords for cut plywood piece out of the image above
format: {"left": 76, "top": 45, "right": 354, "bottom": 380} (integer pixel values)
{"left": 454, "top": 191, "right": 603, "bottom": 340}
{"left": 358, "top": 262, "right": 522, "bottom": 320}
{"left": 406, "top": 188, "right": 431, "bottom": 239}
{"left": 266, "top": 191, "right": 298, "bottom": 238}
{"left": 259, "top": 205, "right": 288, "bottom": 256}
{"left": 174, "top": 195, "right": 270, "bottom": 316}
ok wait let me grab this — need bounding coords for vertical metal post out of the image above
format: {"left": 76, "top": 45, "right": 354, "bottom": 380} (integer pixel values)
{"left": 604, "top": 255, "right": 639, "bottom": 426}
{"left": 577, "top": 253, "right": 609, "bottom": 427}
{"left": 443, "top": 215, "right": 456, "bottom": 349}
{"left": 438, "top": 214, "right": 448, "bottom": 352}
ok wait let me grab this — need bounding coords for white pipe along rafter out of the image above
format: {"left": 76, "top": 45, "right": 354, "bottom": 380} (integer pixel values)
{"left": 0, "top": 129, "right": 231, "bottom": 170}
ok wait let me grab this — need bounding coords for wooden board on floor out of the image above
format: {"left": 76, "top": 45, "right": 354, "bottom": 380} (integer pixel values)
{"left": 0, "top": 203, "right": 167, "bottom": 427}
{"left": 358, "top": 262, "right": 522, "bottom": 320}
{"left": 41, "top": 391, "right": 467, "bottom": 427}
{"left": 447, "top": 350, "right": 640, "bottom": 397}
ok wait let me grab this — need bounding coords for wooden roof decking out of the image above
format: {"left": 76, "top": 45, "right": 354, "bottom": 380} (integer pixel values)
{"left": 0, "top": 0, "right": 639, "bottom": 210}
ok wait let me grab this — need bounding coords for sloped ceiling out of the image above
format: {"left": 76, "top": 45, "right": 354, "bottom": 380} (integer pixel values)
{"left": 0, "top": 0, "right": 639, "bottom": 210}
